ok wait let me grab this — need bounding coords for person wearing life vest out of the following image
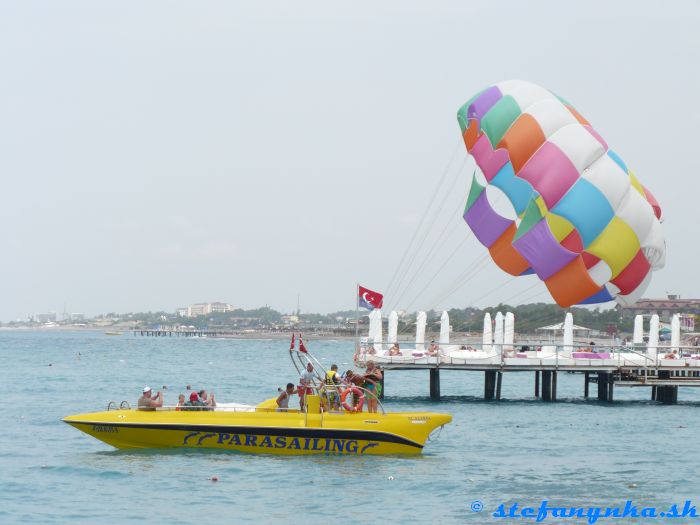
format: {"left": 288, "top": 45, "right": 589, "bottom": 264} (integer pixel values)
{"left": 323, "top": 364, "right": 342, "bottom": 410}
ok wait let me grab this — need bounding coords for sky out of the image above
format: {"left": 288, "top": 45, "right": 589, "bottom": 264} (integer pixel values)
{"left": 1, "top": 1, "right": 699, "bottom": 320}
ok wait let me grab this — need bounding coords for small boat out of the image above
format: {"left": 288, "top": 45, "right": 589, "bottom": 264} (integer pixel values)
{"left": 104, "top": 331, "right": 122, "bottom": 336}
{"left": 63, "top": 341, "right": 452, "bottom": 455}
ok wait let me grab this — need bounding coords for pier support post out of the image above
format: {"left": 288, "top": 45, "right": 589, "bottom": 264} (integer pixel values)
{"left": 651, "top": 385, "right": 657, "bottom": 401}
{"left": 429, "top": 368, "right": 440, "bottom": 400}
{"left": 551, "top": 371, "right": 558, "bottom": 401}
{"left": 656, "top": 371, "right": 678, "bottom": 404}
{"left": 496, "top": 371, "right": 502, "bottom": 401}
{"left": 597, "top": 372, "right": 614, "bottom": 402}
{"left": 534, "top": 371, "right": 540, "bottom": 398}
{"left": 597, "top": 372, "right": 607, "bottom": 401}
{"left": 542, "top": 371, "right": 552, "bottom": 401}
{"left": 484, "top": 371, "right": 496, "bottom": 400}
{"left": 584, "top": 372, "right": 590, "bottom": 398}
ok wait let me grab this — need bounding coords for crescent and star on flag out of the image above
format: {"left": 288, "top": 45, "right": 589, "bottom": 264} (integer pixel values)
{"left": 358, "top": 285, "right": 384, "bottom": 310}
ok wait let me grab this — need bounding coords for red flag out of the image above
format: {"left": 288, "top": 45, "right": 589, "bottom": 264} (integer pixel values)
{"left": 358, "top": 285, "right": 384, "bottom": 310}
{"left": 289, "top": 333, "right": 295, "bottom": 351}
{"left": 299, "top": 334, "right": 308, "bottom": 353}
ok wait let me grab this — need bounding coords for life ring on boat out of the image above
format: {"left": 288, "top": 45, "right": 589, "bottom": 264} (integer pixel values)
{"left": 341, "top": 387, "right": 364, "bottom": 412}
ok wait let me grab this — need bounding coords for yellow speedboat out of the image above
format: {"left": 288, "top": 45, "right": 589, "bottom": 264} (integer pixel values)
{"left": 63, "top": 395, "right": 451, "bottom": 455}
{"left": 63, "top": 342, "right": 452, "bottom": 455}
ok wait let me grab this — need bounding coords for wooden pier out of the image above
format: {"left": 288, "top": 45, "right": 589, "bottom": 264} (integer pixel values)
{"left": 134, "top": 329, "right": 211, "bottom": 337}
{"left": 375, "top": 359, "right": 700, "bottom": 405}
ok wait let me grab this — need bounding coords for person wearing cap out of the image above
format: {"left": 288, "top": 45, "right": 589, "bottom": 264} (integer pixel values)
{"left": 183, "top": 391, "right": 206, "bottom": 411}
{"left": 138, "top": 386, "right": 163, "bottom": 411}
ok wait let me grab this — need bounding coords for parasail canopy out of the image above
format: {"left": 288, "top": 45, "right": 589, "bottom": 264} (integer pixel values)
{"left": 458, "top": 80, "right": 665, "bottom": 307}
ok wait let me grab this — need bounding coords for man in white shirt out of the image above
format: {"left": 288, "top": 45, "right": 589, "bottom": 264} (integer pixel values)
{"left": 137, "top": 386, "right": 163, "bottom": 410}
{"left": 298, "top": 363, "right": 315, "bottom": 411}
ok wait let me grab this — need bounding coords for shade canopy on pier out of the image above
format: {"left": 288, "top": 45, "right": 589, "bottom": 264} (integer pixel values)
{"left": 536, "top": 322, "right": 593, "bottom": 337}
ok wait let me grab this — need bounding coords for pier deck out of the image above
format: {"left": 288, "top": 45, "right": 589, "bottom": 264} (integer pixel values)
{"left": 363, "top": 352, "right": 700, "bottom": 405}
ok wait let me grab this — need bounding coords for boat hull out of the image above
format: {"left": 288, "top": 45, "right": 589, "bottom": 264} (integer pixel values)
{"left": 63, "top": 409, "right": 451, "bottom": 456}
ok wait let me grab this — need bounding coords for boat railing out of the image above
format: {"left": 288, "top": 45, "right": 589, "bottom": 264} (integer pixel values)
{"left": 287, "top": 343, "right": 386, "bottom": 414}
{"left": 307, "top": 382, "right": 386, "bottom": 415}
{"left": 134, "top": 386, "right": 386, "bottom": 415}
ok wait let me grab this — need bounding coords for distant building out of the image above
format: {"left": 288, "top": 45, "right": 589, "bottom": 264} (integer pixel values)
{"left": 176, "top": 302, "right": 234, "bottom": 318}
{"left": 619, "top": 294, "right": 700, "bottom": 323}
{"left": 281, "top": 315, "right": 299, "bottom": 325}
{"left": 209, "top": 302, "right": 234, "bottom": 313}
{"left": 32, "top": 313, "right": 57, "bottom": 323}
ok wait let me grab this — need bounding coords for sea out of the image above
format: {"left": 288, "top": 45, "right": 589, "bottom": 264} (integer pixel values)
{"left": 2, "top": 330, "right": 699, "bottom": 524}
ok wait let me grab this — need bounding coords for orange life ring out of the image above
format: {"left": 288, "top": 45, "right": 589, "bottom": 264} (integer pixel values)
{"left": 341, "top": 387, "right": 364, "bottom": 412}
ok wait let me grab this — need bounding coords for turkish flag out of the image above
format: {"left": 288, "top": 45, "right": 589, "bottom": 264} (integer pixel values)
{"left": 299, "top": 335, "right": 308, "bottom": 353}
{"left": 358, "top": 285, "right": 384, "bottom": 310}
{"left": 289, "top": 333, "right": 295, "bottom": 351}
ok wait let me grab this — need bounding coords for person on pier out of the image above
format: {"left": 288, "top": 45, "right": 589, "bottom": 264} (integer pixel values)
{"left": 389, "top": 343, "right": 402, "bottom": 356}
{"left": 426, "top": 341, "right": 439, "bottom": 356}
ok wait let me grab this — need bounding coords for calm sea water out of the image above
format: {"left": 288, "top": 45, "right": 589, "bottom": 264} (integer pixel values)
{"left": 2, "top": 330, "right": 699, "bottom": 524}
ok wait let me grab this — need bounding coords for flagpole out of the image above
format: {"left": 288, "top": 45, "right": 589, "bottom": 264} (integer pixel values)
{"left": 355, "top": 282, "right": 359, "bottom": 347}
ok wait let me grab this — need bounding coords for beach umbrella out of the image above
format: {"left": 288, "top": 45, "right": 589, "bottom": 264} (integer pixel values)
{"left": 439, "top": 311, "right": 450, "bottom": 345}
{"left": 482, "top": 312, "right": 493, "bottom": 352}
{"left": 633, "top": 315, "right": 644, "bottom": 345}
{"left": 563, "top": 312, "right": 574, "bottom": 354}
{"left": 647, "top": 314, "right": 659, "bottom": 362}
{"left": 388, "top": 311, "right": 398, "bottom": 344}
{"left": 415, "top": 311, "right": 427, "bottom": 352}
{"left": 368, "top": 309, "right": 382, "bottom": 348}
{"left": 671, "top": 314, "right": 680, "bottom": 352}
{"left": 504, "top": 312, "right": 515, "bottom": 355}
{"left": 494, "top": 312, "right": 504, "bottom": 355}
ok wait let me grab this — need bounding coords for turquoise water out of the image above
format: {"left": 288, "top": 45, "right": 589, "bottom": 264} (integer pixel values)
{"left": 2, "top": 331, "right": 699, "bottom": 524}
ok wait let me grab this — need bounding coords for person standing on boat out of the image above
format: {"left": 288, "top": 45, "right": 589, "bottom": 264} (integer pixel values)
{"left": 276, "top": 383, "right": 297, "bottom": 411}
{"left": 298, "top": 362, "right": 315, "bottom": 411}
{"left": 363, "top": 361, "right": 382, "bottom": 414}
{"left": 138, "top": 386, "right": 163, "bottom": 410}
{"left": 324, "top": 364, "right": 342, "bottom": 410}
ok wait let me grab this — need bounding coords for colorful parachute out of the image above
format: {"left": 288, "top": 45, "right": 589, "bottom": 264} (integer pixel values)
{"left": 458, "top": 80, "right": 665, "bottom": 307}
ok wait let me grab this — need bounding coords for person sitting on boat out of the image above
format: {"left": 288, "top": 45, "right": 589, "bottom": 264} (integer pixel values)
{"left": 176, "top": 394, "right": 186, "bottom": 411}
{"left": 426, "top": 341, "right": 439, "bottom": 356}
{"left": 198, "top": 390, "right": 216, "bottom": 410}
{"left": 138, "top": 386, "right": 163, "bottom": 411}
{"left": 183, "top": 392, "right": 206, "bottom": 411}
{"left": 664, "top": 350, "right": 678, "bottom": 360}
{"left": 388, "top": 343, "right": 402, "bottom": 356}
{"left": 276, "top": 383, "right": 297, "bottom": 411}
{"left": 363, "top": 361, "right": 383, "bottom": 414}
{"left": 367, "top": 345, "right": 377, "bottom": 355}
{"left": 298, "top": 362, "right": 315, "bottom": 411}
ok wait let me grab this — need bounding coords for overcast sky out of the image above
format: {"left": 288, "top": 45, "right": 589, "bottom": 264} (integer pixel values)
{"left": 1, "top": 1, "right": 698, "bottom": 320}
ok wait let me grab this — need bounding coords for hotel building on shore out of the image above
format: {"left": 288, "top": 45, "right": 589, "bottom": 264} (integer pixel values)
{"left": 618, "top": 294, "right": 699, "bottom": 330}
{"left": 176, "top": 302, "right": 234, "bottom": 318}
